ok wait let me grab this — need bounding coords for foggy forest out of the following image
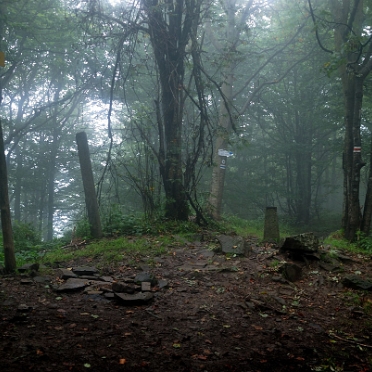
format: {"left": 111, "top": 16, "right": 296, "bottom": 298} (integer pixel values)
{"left": 0, "top": 0, "right": 372, "bottom": 371}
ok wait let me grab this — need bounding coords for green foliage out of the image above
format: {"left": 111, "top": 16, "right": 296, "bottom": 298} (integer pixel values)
{"left": 75, "top": 218, "right": 93, "bottom": 240}
{"left": 324, "top": 230, "right": 372, "bottom": 254}
{"left": 221, "top": 215, "right": 297, "bottom": 239}
{"left": 13, "top": 222, "right": 41, "bottom": 252}
{"left": 41, "top": 235, "right": 173, "bottom": 266}
{"left": 356, "top": 231, "right": 372, "bottom": 253}
{"left": 102, "top": 207, "right": 152, "bottom": 236}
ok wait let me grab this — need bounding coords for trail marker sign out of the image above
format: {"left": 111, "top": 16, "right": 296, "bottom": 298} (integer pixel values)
{"left": 218, "top": 149, "right": 234, "bottom": 157}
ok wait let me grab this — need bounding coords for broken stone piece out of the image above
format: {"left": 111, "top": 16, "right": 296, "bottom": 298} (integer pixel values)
{"left": 18, "top": 263, "right": 40, "bottom": 273}
{"left": 134, "top": 272, "right": 157, "bottom": 286}
{"left": 55, "top": 278, "right": 88, "bottom": 292}
{"left": 158, "top": 279, "right": 169, "bottom": 289}
{"left": 216, "top": 235, "right": 251, "bottom": 256}
{"left": 279, "top": 263, "right": 302, "bottom": 282}
{"left": 72, "top": 266, "right": 99, "bottom": 276}
{"left": 58, "top": 268, "right": 78, "bottom": 280}
{"left": 141, "top": 282, "right": 151, "bottom": 292}
{"left": 281, "top": 232, "right": 319, "bottom": 254}
{"left": 17, "top": 304, "right": 33, "bottom": 312}
{"left": 342, "top": 275, "right": 372, "bottom": 291}
{"left": 99, "top": 276, "right": 114, "bottom": 282}
{"left": 114, "top": 291, "right": 154, "bottom": 305}
{"left": 112, "top": 281, "right": 135, "bottom": 294}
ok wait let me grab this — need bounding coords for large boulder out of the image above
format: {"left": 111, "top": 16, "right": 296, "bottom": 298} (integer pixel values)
{"left": 280, "top": 232, "right": 319, "bottom": 255}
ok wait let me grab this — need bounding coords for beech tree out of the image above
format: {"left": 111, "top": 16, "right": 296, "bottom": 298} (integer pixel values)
{"left": 308, "top": 0, "right": 372, "bottom": 240}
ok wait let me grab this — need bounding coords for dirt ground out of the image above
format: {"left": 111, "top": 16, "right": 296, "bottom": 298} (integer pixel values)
{"left": 1, "top": 235, "right": 372, "bottom": 372}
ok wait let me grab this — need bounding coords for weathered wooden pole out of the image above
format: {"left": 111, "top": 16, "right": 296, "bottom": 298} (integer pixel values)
{"left": 263, "top": 207, "right": 280, "bottom": 242}
{"left": 76, "top": 131, "right": 102, "bottom": 239}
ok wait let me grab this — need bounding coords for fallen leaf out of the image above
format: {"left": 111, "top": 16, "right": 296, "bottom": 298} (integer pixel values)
{"left": 252, "top": 325, "right": 263, "bottom": 330}
{"left": 173, "top": 343, "right": 181, "bottom": 348}
{"left": 119, "top": 359, "right": 126, "bottom": 365}
{"left": 192, "top": 354, "right": 208, "bottom": 360}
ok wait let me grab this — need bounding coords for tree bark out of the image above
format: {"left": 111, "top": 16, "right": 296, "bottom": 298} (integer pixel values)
{"left": 207, "top": 0, "right": 237, "bottom": 219}
{"left": 76, "top": 131, "right": 103, "bottom": 239}
{"left": 0, "top": 120, "right": 16, "bottom": 272}
{"left": 143, "top": 0, "right": 195, "bottom": 220}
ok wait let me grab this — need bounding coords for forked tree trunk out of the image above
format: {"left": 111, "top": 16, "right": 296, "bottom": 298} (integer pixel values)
{"left": 143, "top": 0, "right": 196, "bottom": 220}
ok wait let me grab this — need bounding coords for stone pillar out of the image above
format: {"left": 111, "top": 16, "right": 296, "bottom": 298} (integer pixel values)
{"left": 263, "top": 207, "right": 279, "bottom": 242}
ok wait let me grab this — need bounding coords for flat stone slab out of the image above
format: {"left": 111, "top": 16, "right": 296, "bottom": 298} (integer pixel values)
{"left": 58, "top": 268, "right": 78, "bottom": 280}
{"left": 134, "top": 272, "right": 157, "bottom": 285}
{"left": 18, "top": 263, "right": 39, "bottom": 273}
{"left": 112, "top": 282, "right": 135, "bottom": 294}
{"left": 55, "top": 278, "right": 88, "bottom": 292}
{"left": 342, "top": 275, "right": 372, "bottom": 291}
{"left": 114, "top": 291, "right": 154, "bottom": 305}
{"left": 216, "top": 235, "right": 250, "bottom": 256}
{"left": 141, "top": 282, "right": 151, "bottom": 292}
{"left": 99, "top": 276, "right": 114, "bottom": 282}
{"left": 72, "top": 266, "right": 99, "bottom": 276}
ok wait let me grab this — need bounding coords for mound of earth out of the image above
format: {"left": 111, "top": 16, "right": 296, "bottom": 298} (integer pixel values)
{"left": 1, "top": 235, "right": 372, "bottom": 371}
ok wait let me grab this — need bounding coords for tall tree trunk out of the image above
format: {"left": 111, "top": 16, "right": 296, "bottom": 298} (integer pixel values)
{"left": 342, "top": 76, "right": 365, "bottom": 240}
{"left": 47, "top": 130, "right": 59, "bottom": 241}
{"left": 76, "top": 131, "right": 103, "bottom": 239}
{"left": 208, "top": 79, "right": 232, "bottom": 219}
{"left": 14, "top": 145, "right": 23, "bottom": 221}
{"left": 207, "top": 0, "right": 236, "bottom": 219}
{"left": 0, "top": 120, "right": 16, "bottom": 272}
{"left": 143, "top": 0, "right": 195, "bottom": 220}
{"left": 361, "top": 131, "right": 372, "bottom": 235}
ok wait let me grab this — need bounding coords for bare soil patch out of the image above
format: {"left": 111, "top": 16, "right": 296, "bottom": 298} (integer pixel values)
{"left": 1, "top": 237, "right": 372, "bottom": 371}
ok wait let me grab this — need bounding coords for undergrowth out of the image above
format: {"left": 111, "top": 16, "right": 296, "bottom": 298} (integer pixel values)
{"left": 2, "top": 214, "right": 372, "bottom": 269}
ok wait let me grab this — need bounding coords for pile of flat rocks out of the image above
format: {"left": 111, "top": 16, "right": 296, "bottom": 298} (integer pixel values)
{"left": 53, "top": 266, "right": 168, "bottom": 305}
{"left": 17, "top": 264, "right": 168, "bottom": 306}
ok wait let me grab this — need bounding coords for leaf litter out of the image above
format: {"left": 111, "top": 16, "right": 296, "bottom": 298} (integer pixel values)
{"left": 0, "top": 236, "right": 372, "bottom": 371}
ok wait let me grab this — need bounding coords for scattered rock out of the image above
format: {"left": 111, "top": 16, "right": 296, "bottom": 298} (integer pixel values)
{"left": 112, "top": 281, "right": 136, "bottom": 294}
{"left": 279, "top": 263, "right": 302, "bottom": 282}
{"left": 58, "top": 268, "right": 78, "bottom": 280}
{"left": 17, "top": 304, "right": 33, "bottom": 312}
{"left": 342, "top": 275, "right": 372, "bottom": 291}
{"left": 141, "top": 282, "right": 151, "bottom": 292}
{"left": 20, "top": 279, "right": 34, "bottom": 285}
{"left": 18, "top": 263, "right": 40, "bottom": 273}
{"left": 55, "top": 278, "right": 88, "bottom": 292}
{"left": 158, "top": 279, "right": 169, "bottom": 289}
{"left": 100, "top": 276, "right": 114, "bottom": 282}
{"left": 134, "top": 272, "right": 157, "bottom": 286}
{"left": 319, "top": 261, "right": 341, "bottom": 272}
{"left": 72, "top": 266, "right": 99, "bottom": 276}
{"left": 216, "top": 235, "right": 251, "bottom": 256}
{"left": 33, "top": 276, "right": 51, "bottom": 284}
{"left": 281, "top": 233, "right": 319, "bottom": 255}
{"left": 114, "top": 291, "right": 154, "bottom": 305}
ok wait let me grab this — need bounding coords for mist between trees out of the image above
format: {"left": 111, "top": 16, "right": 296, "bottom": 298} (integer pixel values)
{"left": 0, "top": 0, "right": 371, "bottom": 250}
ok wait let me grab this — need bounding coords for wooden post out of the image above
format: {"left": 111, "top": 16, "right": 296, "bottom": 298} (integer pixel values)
{"left": 263, "top": 207, "right": 279, "bottom": 242}
{"left": 76, "top": 131, "right": 102, "bottom": 239}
